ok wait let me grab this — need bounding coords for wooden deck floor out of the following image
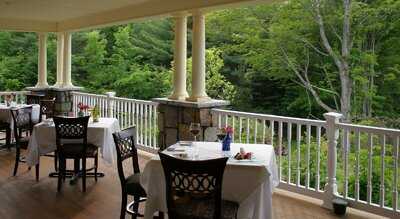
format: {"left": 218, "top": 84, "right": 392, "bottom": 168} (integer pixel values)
{"left": 0, "top": 148, "right": 385, "bottom": 219}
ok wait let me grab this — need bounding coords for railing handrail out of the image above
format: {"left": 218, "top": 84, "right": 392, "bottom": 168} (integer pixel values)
{"left": 212, "top": 108, "right": 326, "bottom": 127}
{"left": 0, "top": 91, "right": 29, "bottom": 95}
{"left": 338, "top": 122, "right": 400, "bottom": 136}
{"left": 72, "top": 91, "right": 158, "bottom": 105}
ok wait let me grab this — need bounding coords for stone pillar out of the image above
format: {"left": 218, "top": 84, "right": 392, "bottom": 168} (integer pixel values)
{"left": 187, "top": 10, "right": 210, "bottom": 102}
{"left": 35, "top": 32, "right": 49, "bottom": 88}
{"left": 53, "top": 32, "right": 64, "bottom": 87}
{"left": 169, "top": 13, "right": 189, "bottom": 100}
{"left": 154, "top": 98, "right": 228, "bottom": 150}
{"left": 62, "top": 32, "right": 73, "bottom": 88}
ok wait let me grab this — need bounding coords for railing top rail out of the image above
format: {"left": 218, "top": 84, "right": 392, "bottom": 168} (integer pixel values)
{"left": 72, "top": 91, "right": 108, "bottom": 98}
{"left": 338, "top": 122, "right": 400, "bottom": 136}
{"left": 72, "top": 91, "right": 158, "bottom": 105}
{"left": 211, "top": 109, "right": 326, "bottom": 127}
{"left": 0, "top": 91, "right": 29, "bottom": 95}
{"left": 111, "top": 96, "right": 158, "bottom": 105}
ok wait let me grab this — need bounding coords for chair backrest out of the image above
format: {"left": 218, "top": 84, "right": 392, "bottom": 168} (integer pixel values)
{"left": 39, "top": 98, "right": 56, "bottom": 121}
{"left": 159, "top": 153, "right": 229, "bottom": 219}
{"left": 53, "top": 116, "right": 89, "bottom": 153}
{"left": 10, "top": 106, "right": 33, "bottom": 139}
{"left": 112, "top": 127, "right": 140, "bottom": 185}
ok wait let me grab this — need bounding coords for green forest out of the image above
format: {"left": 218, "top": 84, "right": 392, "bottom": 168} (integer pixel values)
{"left": 1, "top": 0, "right": 400, "bottom": 125}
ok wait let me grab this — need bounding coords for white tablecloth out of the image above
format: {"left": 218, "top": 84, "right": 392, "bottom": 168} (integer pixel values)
{"left": 0, "top": 104, "right": 40, "bottom": 125}
{"left": 141, "top": 142, "right": 279, "bottom": 219}
{"left": 26, "top": 118, "right": 120, "bottom": 166}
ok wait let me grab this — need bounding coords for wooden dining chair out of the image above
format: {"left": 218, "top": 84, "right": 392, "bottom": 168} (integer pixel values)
{"left": 113, "top": 127, "right": 147, "bottom": 219}
{"left": 10, "top": 106, "right": 39, "bottom": 181}
{"left": 159, "top": 153, "right": 239, "bottom": 219}
{"left": 54, "top": 116, "right": 99, "bottom": 192}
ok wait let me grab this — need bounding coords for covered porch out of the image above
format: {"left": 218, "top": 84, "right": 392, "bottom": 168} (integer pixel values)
{"left": 0, "top": 0, "right": 399, "bottom": 219}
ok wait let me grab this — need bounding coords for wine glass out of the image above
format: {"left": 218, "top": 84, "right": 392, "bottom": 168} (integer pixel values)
{"left": 190, "top": 123, "right": 201, "bottom": 141}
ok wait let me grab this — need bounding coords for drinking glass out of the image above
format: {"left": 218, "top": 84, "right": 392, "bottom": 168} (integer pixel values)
{"left": 189, "top": 123, "right": 201, "bottom": 141}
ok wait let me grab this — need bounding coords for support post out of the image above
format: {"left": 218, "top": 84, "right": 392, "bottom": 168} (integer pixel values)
{"left": 187, "top": 10, "right": 210, "bottom": 102}
{"left": 322, "top": 112, "right": 342, "bottom": 209}
{"left": 106, "top": 92, "right": 116, "bottom": 118}
{"left": 169, "top": 13, "right": 189, "bottom": 100}
{"left": 62, "top": 32, "right": 73, "bottom": 88}
{"left": 54, "top": 32, "right": 64, "bottom": 87}
{"left": 35, "top": 32, "right": 49, "bottom": 88}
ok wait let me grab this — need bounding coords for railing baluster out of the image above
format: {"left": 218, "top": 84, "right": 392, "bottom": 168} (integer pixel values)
{"left": 135, "top": 103, "right": 139, "bottom": 145}
{"left": 144, "top": 104, "right": 148, "bottom": 146}
{"left": 380, "top": 134, "right": 386, "bottom": 207}
{"left": 140, "top": 103, "right": 144, "bottom": 145}
{"left": 148, "top": 104, "right": 152, "bottom": 147}
{"left": 270, "top": 120, "right": 274, "bottom": 146}
{"left": 262, "top": 120, "right": 266, "bottom": 144}
{"left": 296, "top": 123, "right": 301, "bottom": 186}
{"left": 246, "top": 118, "right": 250, "bottom": 143}
{"left": 355, "top": 130, "right": 361, "bottom": 201}
{"left": 254, "top": 119, "right": 258, "bottom": 144}
{"left": 393, "top": 136, "right": 399, "bottom": 212}
{"left": 153, "top": 105, "right": 158, "bottom": 148}
{"left": 306, "top": 124, "right": 311, "bottom": 189}
{"left": 367, "top": 133, "right": 373, "bottom": 204}
{"left": 239, "top": 117, "right": 242, "bottom": 143}
{"left": 225, "top": 114, "right": 228, "bottom": 127}
{"left": 218, "top": 113, "right": 221, "bottom": 129}
{"left": 232, "top": 116, "right": 235, "bottom": 142}
{"left": 278, "top": 121, "right": 283, "bottom": 181}
{"left": 343, "top": 128, "right": 349, "bottom": 199}
{"left": 316, "top": 126, "right": 321, "bottom": 191}
{"left": 287, "top": 122, "right": 292, "bottom": 184}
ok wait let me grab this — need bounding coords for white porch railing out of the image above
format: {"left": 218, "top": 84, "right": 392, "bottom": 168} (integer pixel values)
{"left": 0, "top": 91, "right": 29, "bottom": 104}
{"left": 71, "top": 92, "right": 159, "bottom": 150}
{"left": 211, "top": 109, "right": 400, "bottom": 218}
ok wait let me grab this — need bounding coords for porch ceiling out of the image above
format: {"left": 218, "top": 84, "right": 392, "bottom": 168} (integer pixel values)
{"left": 0, "top": 0, "right": 281, "bottom": 32}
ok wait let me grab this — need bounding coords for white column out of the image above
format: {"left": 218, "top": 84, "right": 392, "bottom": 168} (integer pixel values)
{"left": 35, "top": 32, "right": 49, "bottom": 88}
{"left": 53, "top": 32, "right": 64, "bottom": 87}
{"left": 169, "top": 13, "right": 189, "bottom": 100}
{"left": 62, "top": 32, "right": 73, "bottom": 88}
{"left": 322, "top": 112, "right": 342, "bottom": 209}
{"left": 187, "top": 10, "right": 210, "bottom": 102}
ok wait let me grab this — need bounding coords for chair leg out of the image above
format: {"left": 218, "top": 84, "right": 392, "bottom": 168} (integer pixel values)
{"left": 13, "top": 147, "right": 20, "bottom": 176}
{"left": 57, "top": 157, "right": 64, "bottom": 192}
{"left": 120, "top": 194, "right": 127, "bottom": 219}
{"left": 54, "top": 153, "right": 58, "bottom": 171}
{"left": 35, "top": 163, "right": 39, "bottom": 181}
{"left": 94, "top": 155, "right": 98, "bottom": 182}
{"left": 6, "top": 127, "right": 11, "bottom": 150}
{"left": 132, "top": 196, "right": 140, "bottom": 219}
{"left": 82, "top": 158, "right": 86, "bottom": 192}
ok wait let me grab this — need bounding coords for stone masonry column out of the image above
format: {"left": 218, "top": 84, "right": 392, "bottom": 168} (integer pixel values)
{"left": 169, "top": 13, "right": 189, "bottom": 100}
{"left": 35, "top": 32, "right": 49, "bottom": 88}
{"left": 53, "top": 32, "right": 64, "bottom": 87}
{"left": 62, "top": 32, "right": 74, "bottom": 88}
{"left": 187, "top": 10, "right": 210, "bottom": 102}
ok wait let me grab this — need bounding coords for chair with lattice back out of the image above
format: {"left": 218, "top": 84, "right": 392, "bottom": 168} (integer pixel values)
{"left": 54, "top": 116, "right": 99, "bottom": 192}
{"left": 113, "top": 127, "right": 147, "bottom": 219}
{"left": 159, "top": 153, "right": 239, "bottom": 219}
{"left": 10, "top": 106, "right": 39, "bottom": 180}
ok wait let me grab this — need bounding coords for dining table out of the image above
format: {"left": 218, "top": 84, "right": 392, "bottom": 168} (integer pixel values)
{"left": 140, "top": 141, "right": 279, "bottom": 219}
{"left": 0, "top": 103, "right": 40, "bottom": 148}
{"left": 0, "top": 103, "right": 40, "bottom": 126}
{"left": 26, "top": 117, "right": 121, "bottom": 175}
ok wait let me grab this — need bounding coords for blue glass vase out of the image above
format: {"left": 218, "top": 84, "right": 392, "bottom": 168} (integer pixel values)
{"left": 222, "top": 134, "right": 231, "bottom": 151}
